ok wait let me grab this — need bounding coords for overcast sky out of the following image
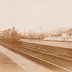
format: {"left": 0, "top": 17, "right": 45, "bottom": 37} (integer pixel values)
{"left": 0, "top": 0, "right": 72, "bottom": 33}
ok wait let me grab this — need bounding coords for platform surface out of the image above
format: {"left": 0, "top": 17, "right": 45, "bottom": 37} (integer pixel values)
{"left": 20, "top": 39, "right": 72, "bottom": 48}
{"left": 0, "top": 45, "right": 53, "bottom": 72}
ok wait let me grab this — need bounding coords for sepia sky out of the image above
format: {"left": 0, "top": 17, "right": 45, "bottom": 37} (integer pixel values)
{"left": 0, "top": 0, "right": 72, "bottom": 33}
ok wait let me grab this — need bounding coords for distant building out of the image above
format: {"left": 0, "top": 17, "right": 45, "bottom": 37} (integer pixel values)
{"left": 44, "top": 28, "right": 72, "bottom": 41}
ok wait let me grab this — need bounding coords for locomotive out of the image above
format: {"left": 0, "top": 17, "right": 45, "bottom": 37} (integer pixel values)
{"left": 0, "top": 27, "right": 21, "bottom": 41}
{"left": 10, "top": 27, "right": 21, "bottom": 41}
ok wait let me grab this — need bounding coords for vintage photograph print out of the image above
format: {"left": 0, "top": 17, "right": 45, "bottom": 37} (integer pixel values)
{"left": 0, "top": 0, "right": 72, "bottom": 72}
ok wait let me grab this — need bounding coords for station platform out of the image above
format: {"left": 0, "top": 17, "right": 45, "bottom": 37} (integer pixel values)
{"left": 20, "top": 39, "right": 72, "bottom": 48}
{"left": 0, "top": 45, "right": 53, "bottom": 72}
{"left": 0, "top": 52, "right": 24, "bottom": 72}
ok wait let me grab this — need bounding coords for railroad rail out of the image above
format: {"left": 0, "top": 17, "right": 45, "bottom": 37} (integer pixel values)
{"left": 0, "top": 40, "right": 72, "bottom": 72}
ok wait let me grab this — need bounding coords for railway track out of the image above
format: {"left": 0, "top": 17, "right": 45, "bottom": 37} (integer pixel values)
{"left": 0, "top": 40, "right": 72, "bottom": 72}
